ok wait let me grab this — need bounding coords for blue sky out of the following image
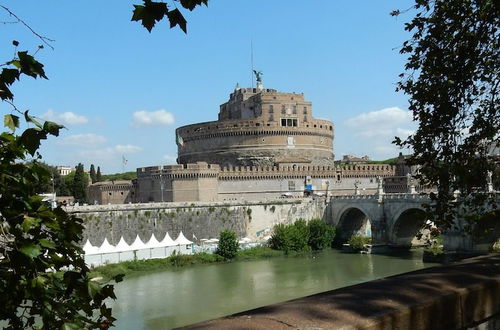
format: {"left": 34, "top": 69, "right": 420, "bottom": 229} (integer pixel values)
{"left": 1, "top": 1, "right": 416, "bottom": 173}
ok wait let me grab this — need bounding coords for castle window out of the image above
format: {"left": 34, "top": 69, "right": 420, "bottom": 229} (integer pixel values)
{"left": 108, "top": 192, "right": 112, "bottom": 196}
{"left": 287, "top": 119, "right": 293, "bottom": 126}
{"left": 293, "top": 119, "right": 297, "bottom": 126}
{"left": 269, "top": 115, "right": 274, "bottom": 121}
{"left": 288, "top": 181, "right": 296, "bottom": 191}
{"left": 304, "top": 115, "right": 308, "bottom": 122}
{"left": 269, "top": 105, "right": 274, "bottom": 113}
{"left": 281, "top": 119, "right": 287, "bottom": 126}
{"left": 292, "top": 105, "right": 297, "bottom": 114}
{"left": 303, "top": 107, "right": 307, "bottom": 114}
{"left": 255, "top": 123, "right": 260, "bottom": 126}
{"left": 329, "top": 126, "right": 333, "bottom": 130}
{"left": 281, "top": 105, "right": 286, "bottom": 114}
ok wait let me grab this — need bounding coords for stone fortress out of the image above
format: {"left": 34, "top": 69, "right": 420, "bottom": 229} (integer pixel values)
{"left": 89, "top": 76, "right": 413, "bottom": 205}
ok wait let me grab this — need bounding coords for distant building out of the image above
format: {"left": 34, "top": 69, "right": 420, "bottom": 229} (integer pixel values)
{"left": 56, "top": 166, "right": 73, "bottom": 176}
{"left": 339, "top": 155, "right": 371, "bottom": 164}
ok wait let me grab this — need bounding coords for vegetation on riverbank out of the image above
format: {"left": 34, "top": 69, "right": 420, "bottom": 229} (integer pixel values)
{"left": 269, "top": 219, "right": 336, "bottom": 253}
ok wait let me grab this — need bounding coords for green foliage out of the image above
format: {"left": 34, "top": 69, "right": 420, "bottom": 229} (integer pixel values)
{"left": 27, "top": 160, "right": 70, "bottom": 196}
{"left": 72, "top": 163, "right": 88, "bottom": 203}
{"left": 393, "top": 0, "right": 499, "bottom": 231}
{"left": 347, "top": 234, "right": 371, "bottom": 251}
{"left": 131, "top": 0, "right": 208, "bottom": 33}
{"left": 215, "top": 230, "right": 239, "bottom": 259}
{"left": 308, "top": 219, "right": 336, "bottom": 250}
{"left": 270, "top": 219, "right": 336, "bottom": 253}
{"left": 89, "top": 164, "right": 96, "bottom": 184}
{"left": 425, "top": 236, "right": 444, "bottom": 256}
{"left": 101, "top": 171, "right": 136, "bottom": 181}
{"left": 235, "top": 246, "right": 284, "bottom": 260}
{"left": 96, "top": 166, "right": 102, "bottom": 182}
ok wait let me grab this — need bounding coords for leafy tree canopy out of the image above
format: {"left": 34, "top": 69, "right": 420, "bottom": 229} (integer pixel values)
{"left": 393, "top": 0, "right": 499, "bottom": 230}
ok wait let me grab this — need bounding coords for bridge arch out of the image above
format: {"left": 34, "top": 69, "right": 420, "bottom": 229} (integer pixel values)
{"left": 337, "top": 207, "right": 372, "bottom": 243}
{"left": 390, "top": 207, "right": 429, "bottom": 247}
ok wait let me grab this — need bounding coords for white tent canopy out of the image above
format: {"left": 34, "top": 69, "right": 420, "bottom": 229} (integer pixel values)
{"left": 174, "top": 231, "right": 193, "bottom": 245}
{"left": 129, "top": 235, "right": 147, "bottom": 250}
{"left": 145, "top": 233, "right": 162, "bottom": 248}
{"left": 159, "top": 232, "right": 176, "bottom": 247}
{"left": 115, "top": 237, "right": 131, "bottom": 252}
{"left": 97, "top": 238, "right": 115, "bottom": 254}
{"left": 83, "top": 239, "right": 99, "bottom": 255}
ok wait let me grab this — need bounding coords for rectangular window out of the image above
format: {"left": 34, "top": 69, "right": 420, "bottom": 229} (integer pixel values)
{"left": 269, "top": 105, "right": 274, "bottom": 113}
{"left": 269, "top": 115, "right": 274, "bottom": 121}
{"left": 303, "top": 106, "right": 307, "bottom": 114}
{"left": 304, "top": 115, "right": 308, "bottom": 122}
{"left": 292, "top": 105, "right": 297, "bottom": 114}
{"left": 292, "top": 119, "right": 298, "bottom": 127}
{"left": 288, "top": 181, "right": 296, "bottom": 191}
{"left": 281, "top": 105, "right": 286, "bottom": 114}
{"left": 281, "top": 119, "right": 287, "bottom": 126}
{"left": 287, "top": 118, "right": 293, "bottom": 126}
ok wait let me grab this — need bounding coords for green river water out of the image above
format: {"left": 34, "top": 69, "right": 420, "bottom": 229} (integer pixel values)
{"left": 110, "top": 249, "right": 438, "bottom": 329}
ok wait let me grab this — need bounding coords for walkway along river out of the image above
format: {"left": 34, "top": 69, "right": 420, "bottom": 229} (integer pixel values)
{"left": 110, "top": 249, "right": 438, "bottom": 329}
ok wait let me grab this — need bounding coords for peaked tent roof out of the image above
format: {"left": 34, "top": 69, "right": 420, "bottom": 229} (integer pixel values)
{"left": 145, "top": 233, "right": 162, "bottom": 248}
{"left": 174, "top": 231, "right": 193, "bottom": 245}
{"left": 97, "top": 238, "right": 115, "bottom": 254}
{"left": 115, "top": 237, "right": 131, "bottom": 252}
{"left": 158, "top": 232, "right": 176, "bottom": 247}
{"left": 129, "top": 235, "right": 147, "bottom": 250}
{"left": 83, "top": 239, "right": 99, "bottom": 255}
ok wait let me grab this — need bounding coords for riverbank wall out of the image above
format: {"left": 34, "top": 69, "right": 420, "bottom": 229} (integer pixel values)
{"left": 67, "top": 198, "right": 328, "bottom": 246}
{"left": 180, "top": 253, "right": 500, "bottom": 330}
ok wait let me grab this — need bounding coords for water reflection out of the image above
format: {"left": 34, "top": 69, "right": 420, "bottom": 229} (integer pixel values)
{"left": 111, "top": 249, "right": 436, "bottom": 329}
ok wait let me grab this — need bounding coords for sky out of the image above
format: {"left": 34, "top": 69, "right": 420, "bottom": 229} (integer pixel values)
{"left": 1, "top": 0, "right": 416, "bottom": 174}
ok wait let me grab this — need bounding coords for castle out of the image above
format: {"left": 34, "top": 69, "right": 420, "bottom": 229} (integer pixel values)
{"left": 89, "top": 79, "right": 409, "bottom": 205}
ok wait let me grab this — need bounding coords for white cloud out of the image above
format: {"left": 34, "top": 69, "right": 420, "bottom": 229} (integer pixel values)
{"left": 341, "top": 107, "right": 416, "bottom": 160}
{"left": 115, "top": 145, "right": 143, "bottom": 153}
{"left": 131, "top": 109, "right": 175, "bottom": 127}
{"left": 57, "top": 133, "right": 106, "bottom": 147}
{"left": 345, "top": 107, "right": 412, "bottom": 138}
{"left": 41, "top": 109, "right": 88, "bottom": 125}
{"left": 79, "top": 145, "right": 142, "bottom": 161}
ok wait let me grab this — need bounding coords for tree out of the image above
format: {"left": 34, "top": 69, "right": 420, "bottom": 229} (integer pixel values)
{"left": 308, "top": 219, "right": 336, "bottom": 251}
{"left": 0, "top": 8, "right": 122, "bottom": 328}
{"left": 90, "top": 164, "right": 97, "bottom": 184}
{"left": 393, "top": 0, "right": 499, "bottom": 231}
{"left": 72, "top": 163, "right": 88, "bottom": 203}
{"left": 96, "top": 166, "right": 102, "bottom": 183}
{"left": 216, "top": 230, "right": 239, "bottom": 259}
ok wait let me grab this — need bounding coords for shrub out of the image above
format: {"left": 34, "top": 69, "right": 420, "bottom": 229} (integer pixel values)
{"left": 216, "top": 230, "right": 239, "bottom": 259}
{"left": 426, "top": 236, "right": 444, "bottom": 256}
{"left": 347, "top": 234, "right": 371, "bottom": 251}
{"left": 308, "top": 219, "right": 336, "bottom": 250}
{"left": 268, "top": 219, "right": 311, "bottom": 253}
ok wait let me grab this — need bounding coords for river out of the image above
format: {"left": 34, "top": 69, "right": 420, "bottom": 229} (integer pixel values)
{"left": 110, "top": 249, "right": 437, "bottom": 329}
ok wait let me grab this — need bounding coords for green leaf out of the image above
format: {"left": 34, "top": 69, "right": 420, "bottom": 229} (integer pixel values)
{"left": 20, "top": 243, "right": 42, "bottom": 258}
{"left": 20, "top": 128, "right": 47, "bottom": 156}
{"left": 87, "top": 281, "right": 101, "bottom": 299}
{"left": 167, "top": 8, "right": 187, "bottom": 33}
{"left": 21, "top": 216, "right": 40, "bottom": 232}
{"left": 39, "top": 239, "right": 56, "bottom": 249}
{"left": 180, "top": 0, "right": 208, "bottom": 11}
{"left": 24, "top": 110, "right": 43, "bottom": 128}
{"left": 17, "top": 51, "right": 48, "bottom": 79}
{"left": 131, "top": 0, "right": 168, "bottom": 32}
{"left": 62, "top": 322, "right": 82, "bottom": 330}
{"left": 4, "top": 114, "right": 19, "bottom": 131}
{"left": 43, "top": 121, "right": 64, "bottom": 137}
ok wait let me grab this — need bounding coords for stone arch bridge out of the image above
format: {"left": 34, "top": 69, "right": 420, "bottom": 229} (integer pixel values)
{"left": 328, "top": 193, "right": 431, "bottom": 247}
{"left": 327, "top": 193, "right": 499, "bottom": 251}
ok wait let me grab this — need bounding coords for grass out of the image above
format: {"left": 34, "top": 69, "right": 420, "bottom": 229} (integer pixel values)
{"left": 89, "top": 246, "right": 301, "bottom": 281}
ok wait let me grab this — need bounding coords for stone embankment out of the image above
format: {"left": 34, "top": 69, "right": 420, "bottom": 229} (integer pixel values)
{"left": 180, "top": 253, "right": 500, "bottom": 330}
{"left": 66, "top": 198, "right": 328, "bottom": 246}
